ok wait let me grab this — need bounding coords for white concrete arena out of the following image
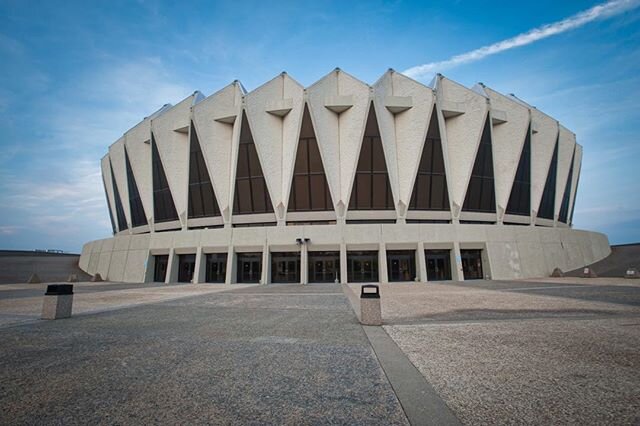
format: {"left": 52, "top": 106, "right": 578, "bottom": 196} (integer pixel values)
{"left": 79, "top": 69, "right": 609, "bottom": 284}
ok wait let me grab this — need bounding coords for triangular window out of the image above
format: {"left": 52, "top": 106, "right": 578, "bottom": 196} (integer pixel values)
{"left": 463, "top": 117, "right": 496, "bottom": 213}
{"left": 538, "top": 138, "right": 558, "bottom": 220}
{"left": 558, "top": 147, "right": 576, "bottom": 223}
{"left": 505, "top": 125, "right": 531, "bottom": 216}
{"left": 110, "top": 160, "right": 128, "bottom": 231}
{"left": 125, "top": 147, "right": 148, "bottom": 227}
{"left": 152, "top": 134, "right": 179, "bottom": 223}
{"left": 348, "top": 103, "right": 394, "bottom": 210}
{"left": 569, "top": 169, "right": 580, "bottom": 226}
{"left": 188, "top": 122, "right": 221, "bottom": 218}
{"left": 233, "top": 113, "right": 274, "bottom": 214}
{"left": 289, "top": 105, "right": 333, "bottom": 212}
{"left": 409, "top": 108, "right": 449, "bottom": 211}
{"left": 102, "top": 176, "right": 116, "bottom": 235}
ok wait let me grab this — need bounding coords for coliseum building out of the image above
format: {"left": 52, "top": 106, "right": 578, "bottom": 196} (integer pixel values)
{"left": 79, "top": 69, "right": 610, "bottom": 284}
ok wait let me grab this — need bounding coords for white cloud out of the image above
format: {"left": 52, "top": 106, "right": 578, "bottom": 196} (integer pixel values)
{"left": 0, "top": 57, "right": 192, "bottom": 250}
{"left": 403, "top": 0, "right": 640, "bottom": 79}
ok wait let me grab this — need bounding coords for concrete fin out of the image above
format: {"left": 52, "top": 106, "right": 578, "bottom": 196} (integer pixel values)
{"left": 192, "top": 83, "right": 243, "bottom": 214}
{"left": 483, "top": 86, "right": 530, "bottom": 215}
{"left": 108, "top": 138, "right": 131, "bottom": 229}
{"left": 438, "top": 76, "right": 488, "bottom": 213}
{"left": 530, "top": 109, "right": 559, "bottom": 216}
{"left": 306, "top": 69, "right": 370, "bottom": 206}
{"left": 151, "top": 94, "right": 197, "bottom": 225}
{"left": 244, "top": 73, "right": 304, "bottom": 212}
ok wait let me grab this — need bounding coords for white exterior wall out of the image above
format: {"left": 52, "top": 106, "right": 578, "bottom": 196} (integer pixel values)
{"left": 80, "top": 224, "right": 610, "bottom": 283}
{"left": 89, "top": 69, "right": 604, "bottom": 283}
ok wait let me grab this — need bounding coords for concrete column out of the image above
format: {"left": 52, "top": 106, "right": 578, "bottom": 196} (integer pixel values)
{"left": 193, "top": 247, "right": 205, "bottom": 284}
{"left": 261, "top": 244, "right": 269, "bottom": 285}
{"left": 340, "top": 243, "right": 348, "bottom": 284}
{"left": 379, "top": 243, "right": 388, "bottom": 283}
{"left": 300, "top": 244, "right": 308, "bottom": 284}
{"left": 143, "top": 251, "right": 154, "bottom": 283}
{"left": 452, "top": 242, "right": 464, "bottom": 282}
{"left": 225, "top": 247, "right": 235, "bottom": 285}
{"left": 417, "top": 242, "right": 428, "bottom": 283}
{"left": 481, "top": 246, "right": 492, "bottom": 280}
{"left": 166, "top": 248, "right": 178, "bottom": 284}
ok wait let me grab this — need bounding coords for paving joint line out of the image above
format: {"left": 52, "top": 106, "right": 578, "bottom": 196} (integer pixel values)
{"left": 363, "top": 325, "right": 461, "bottom": 426}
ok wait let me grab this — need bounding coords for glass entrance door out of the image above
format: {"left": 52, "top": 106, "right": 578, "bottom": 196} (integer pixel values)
{"left": 237, "top": 252, "right": 262, "bottom": 283}
{"left": 347, "top": 251, "right": 379, "bottom": 283}
{"left": 387, "top": 250, "right": 416, "bottom": 282}
{"left": 206, "top": 253, "right": 227, "bottom": 283}
{"left": 154, "top": 255, "right": 168, "bottom": 282}
{"left": 461, "top": 249, "right": 483, "bottom": 280}
{"left": 308, "top": 251, "right": 340, "bottom": 283}
{"left": 178, "top": 254, "right": 196, "bottom": 283}
{"left": 425, "top": 250, "right": 452, "bottom": 281}
{"left": 271, "top": 252, "right": 301, "bottom": 283}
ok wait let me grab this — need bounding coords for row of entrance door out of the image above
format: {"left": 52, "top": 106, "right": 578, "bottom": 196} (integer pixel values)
{"left": 153, "top": 249, "right": 484, "bottom": 284}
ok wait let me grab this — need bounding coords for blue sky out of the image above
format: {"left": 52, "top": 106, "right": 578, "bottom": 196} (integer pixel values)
{"left": 0, "top": 0, "right": 639, "bottom": 252}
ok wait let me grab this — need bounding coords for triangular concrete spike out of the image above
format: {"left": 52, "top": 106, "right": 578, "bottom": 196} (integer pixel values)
{"left": 91, "top": 273, "right": 104, "bottom": 282}
{"left": 27, "top": 273, "right": 41, "bottom": 284}
{"left": 397, "top": 200, "right": 408, "bottom": 217}
{"left": 67, "top": 274, "right": 79, "bottom": 283}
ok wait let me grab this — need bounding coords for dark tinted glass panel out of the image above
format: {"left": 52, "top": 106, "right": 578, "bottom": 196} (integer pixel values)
{"left": 153, "top": 255, "right": 168, "bottom": 282}
{"left": 205, "top": 253, "right": 227, "bottom": 283}
{"left": 461, "top": 249, "right": 483, "bottom": 280}
{"left": 110, "top": 160, "right": 128, "bottom": 231}
{"left": 178, "top": 254, "right": 196, "bottom": 283}
{"left": 425, "top": 250, "right": 452, "bottom": 281}
{"left": 538, "top": 138, "right": 558, "bottom": 220}
{"left": 271, "top": 252, "right": 301, "bottom": 283}
{"left": 289, "top": 105, "right": 334, "bottom": 212}
{"left": 569, "top": 168, "right": 580, "bottom": 226}
{"left": 233, "top": 114, "right": 274, "bottom": 214}
{"left": 237, "top": 252, "right": 262, "bottom": 283}
{"left": 124, "top": 147, "right": 147, "bottom": 228}
{"left": 409, "top": 109, "right": 450, "bottom": 211}
{"left": 151, "top": 134, "right": 179, "bottom": 223}
{"left": 387, "top": 250, "right": 416, "bottom": 282}
{"left": 558, "top": 147, "right": 576, "bottom": 223}
{"left": 347, "top": 251, "right": 379, "bottom": 282}
{"left": 506, "top": 125, "right": 531, "bottom": 216}
{"left": 462, "top": 118, "right": 496, "bottom": 213}
{"left": 348, "top": 104, "right": 394, "bottom": 210}
{"left": 102, "top": 177, "right": 117, "bottom": 235}
{"left": 308, "top": 251, "right": 340, "bottom": 283}
{"left": 188, "top": 122, "right": 221, "bottom": 219}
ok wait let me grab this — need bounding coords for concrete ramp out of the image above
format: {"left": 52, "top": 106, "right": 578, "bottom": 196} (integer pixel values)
{"left": 0, "top": 251, "right": 91, "bottom": 284}
{"left": 566, "top": 243, "right": 640, "bottom": 277}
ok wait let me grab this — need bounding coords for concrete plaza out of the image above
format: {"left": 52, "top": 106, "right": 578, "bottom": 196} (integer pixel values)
{"left": 0, "top": 277, "right": 639, "bottom": 424}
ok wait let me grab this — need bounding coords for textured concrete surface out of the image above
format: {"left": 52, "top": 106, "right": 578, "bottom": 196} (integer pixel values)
{"left": 369, "top": 278, "right": 640, "bottom": 425}
{"left": 0, "top": 284, "right": 408, "bottom": 425}
{"left": 0, "top": 281, "right": 255, "bottom": 328}
{"left": 348, "top": 280, "right": 639, "bottom": 324}
{"left": 386, "top": 318, "right": 640, "bottom": 425}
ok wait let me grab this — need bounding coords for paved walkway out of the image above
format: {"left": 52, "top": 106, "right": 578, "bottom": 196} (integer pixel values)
{"left": 0, "top": 284, "right": 410, "bottom": 425}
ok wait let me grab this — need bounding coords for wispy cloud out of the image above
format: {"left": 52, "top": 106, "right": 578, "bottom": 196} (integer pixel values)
{"left": 403, "top": 0, "right": 640, "bottom": 79}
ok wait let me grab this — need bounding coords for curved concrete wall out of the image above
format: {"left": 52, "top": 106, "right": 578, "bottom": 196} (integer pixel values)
{"left": 79, "top": 224, "right": 610, "bottom": 283}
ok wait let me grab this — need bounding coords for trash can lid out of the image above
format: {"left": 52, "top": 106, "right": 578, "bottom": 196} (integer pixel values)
{"left": 360, "top": 284, "right": 380, "bottom": 299}
{"left": 45, "top": 284, "right": 74, "bottom": 295}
